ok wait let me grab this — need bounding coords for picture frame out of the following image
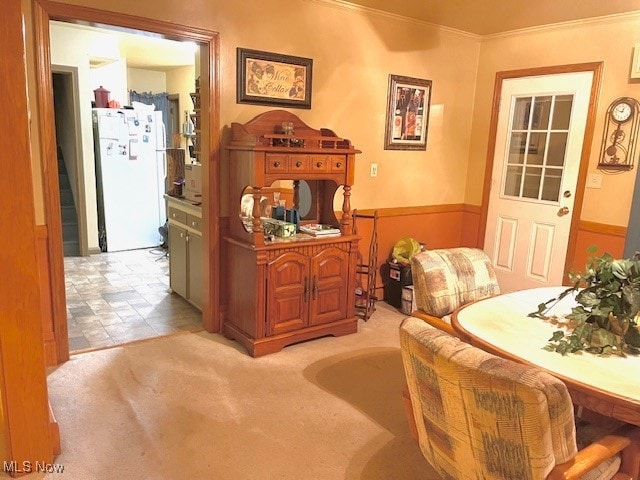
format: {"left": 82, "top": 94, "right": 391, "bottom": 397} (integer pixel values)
{"left": 384, "top": 74, "right": 432, "bottom": 150}
{"left": 236, "top": 48, "right": 313, "bottom": 109}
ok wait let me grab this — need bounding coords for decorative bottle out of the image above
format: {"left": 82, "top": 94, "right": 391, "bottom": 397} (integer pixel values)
{"left": 414, "top": 90, "right": 424, "bottom": 141}
{"left": 393, "top": 92, "right": 404, "bottom": 140}
{"left": 404, "top": 92, "right": 417, "bottom": 140}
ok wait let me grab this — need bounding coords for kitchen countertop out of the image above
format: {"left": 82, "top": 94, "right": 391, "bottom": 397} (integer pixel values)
{"left": 165, "top": 194, "right": 202, "bottom": 210}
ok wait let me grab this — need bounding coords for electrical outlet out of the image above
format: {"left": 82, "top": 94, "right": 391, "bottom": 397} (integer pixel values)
{"left": 370, "top": 163, "right": 378, "bottom": 177}
{"left": 587, "top": 173, "right": 602, "bottom": 189}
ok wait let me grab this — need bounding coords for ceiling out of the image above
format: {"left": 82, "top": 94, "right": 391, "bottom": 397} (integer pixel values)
{"left": 58, "top": 1, "right": 640, "bottom": 71}
{"left": 53, "top": 21, "right": 197, "bottom": 71}
{"left": 343, "top": 0, "right": 640, "bottom": 35}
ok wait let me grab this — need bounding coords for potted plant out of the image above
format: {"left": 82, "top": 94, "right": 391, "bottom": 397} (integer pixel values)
{"left": 529, "top": 251, "right": 640, "bottom": 356}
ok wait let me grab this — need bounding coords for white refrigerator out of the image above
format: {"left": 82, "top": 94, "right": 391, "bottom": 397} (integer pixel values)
{"left": 93, "top": 107, "right": 167, "bottom": 252}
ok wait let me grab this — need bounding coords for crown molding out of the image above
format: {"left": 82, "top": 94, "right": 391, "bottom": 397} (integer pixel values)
{"left": 304, "top": 0, "right": 640, "bottom": 40}
{"left": 483, "top": 10, "right": 640, "bottom": 40}
{"left": 303, "top": 0, "right": 481, "bottom": 39}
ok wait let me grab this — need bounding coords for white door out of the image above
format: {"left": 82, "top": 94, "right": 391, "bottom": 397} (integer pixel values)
{"left": 484, "top": 72, "right": 593, "bottom": 292}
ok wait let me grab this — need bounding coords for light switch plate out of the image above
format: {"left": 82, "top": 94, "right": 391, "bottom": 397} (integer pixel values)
{"left": 587, "top": 173, "right": 602, "bottom": 189}
{"left": 370, "top": 163, "right": 378, "bottom": 177}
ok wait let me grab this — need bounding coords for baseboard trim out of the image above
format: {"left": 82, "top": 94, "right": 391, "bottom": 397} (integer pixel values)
{"left": 578, "top": 220, "right": 626, "bottom": 238}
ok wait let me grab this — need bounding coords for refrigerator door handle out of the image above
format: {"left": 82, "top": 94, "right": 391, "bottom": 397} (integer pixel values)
{"left": 160, "top": 122, "right": 166, "bottom": 150}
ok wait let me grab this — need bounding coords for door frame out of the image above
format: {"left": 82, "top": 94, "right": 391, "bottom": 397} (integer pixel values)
{"left": 33, "top": 0, "right": 221, "bottom": 364}
{"left": 52, "top": 65, "right": 89, "bottom": 256}
{"left": 477, "top": 63, "right": 603, "bottom": 282}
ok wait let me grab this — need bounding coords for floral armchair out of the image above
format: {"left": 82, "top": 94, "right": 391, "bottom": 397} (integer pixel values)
{"left": 400, "top": 316, "right": 640, "bottom": 480}
{"left": 410, "top": 247, "right": 500, "bottom": 336}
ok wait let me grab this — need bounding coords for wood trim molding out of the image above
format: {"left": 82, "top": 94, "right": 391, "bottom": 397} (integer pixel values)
{"left": 35, "top": 225, "right": 58, "bottom": 367}
{"left": 353, "top": 203, "right": 472, "bottom": 217}
{"left": 34, "top": 1, "right": 69, "bottom": 365}
{"left": 579, "top": 220, "right": 627, "bottom": 238}
{"left": 33, "top": 1, "right": 222, "bottom": 345}
{"left": 477, "top": 62, "right": 604, "bottom": 278}
{"left": 1, "top": 0, "right": 54, "bottom": 464}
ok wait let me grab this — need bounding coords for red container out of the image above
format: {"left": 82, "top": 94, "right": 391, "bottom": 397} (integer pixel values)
{"left": 93, "top": 86, "right": 110, "bottom": 108}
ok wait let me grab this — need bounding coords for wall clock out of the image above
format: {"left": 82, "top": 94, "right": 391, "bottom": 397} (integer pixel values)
{"left": 598, "top": 97, "right": 640, "bottom": 171}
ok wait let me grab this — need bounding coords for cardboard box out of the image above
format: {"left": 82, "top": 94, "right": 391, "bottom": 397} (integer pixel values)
{"left": 401, "top": 286, "right": 415, "bottom": 315}
{"left": 184, "top": 163, "right": 202, "bottom": 202}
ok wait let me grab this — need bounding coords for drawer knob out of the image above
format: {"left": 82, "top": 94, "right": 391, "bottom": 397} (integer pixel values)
{"left": 172, "top": 213, "right": 177, "bottom": 218}
{"left": 296, "top": 161, "right": 302, "bottom": 167}
{"left": 336, "top": 162, "right": 342, "bottom": 168}
{"left": 191, "top": 221, "right": 197, "bottom": 227}
{"left": 274, "top": 161, "right": 281, "bottom": 167}
{"left": 316, "top": 162, "right": 323, "bottom": 168}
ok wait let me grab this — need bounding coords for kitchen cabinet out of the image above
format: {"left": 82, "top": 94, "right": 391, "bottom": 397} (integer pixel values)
{"left": 166, "top": 196, "right": 202, "bottom": 310}
{"left": 224, "top": 110, "right": 361, "bottom": 357}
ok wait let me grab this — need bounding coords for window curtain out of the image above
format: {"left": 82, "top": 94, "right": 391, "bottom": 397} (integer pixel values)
{"left": 129, "top": 90, "right": 170, "bottom": 144}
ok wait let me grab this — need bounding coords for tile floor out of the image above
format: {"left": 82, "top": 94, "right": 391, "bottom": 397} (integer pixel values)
{"left": 64, "top": 247, "right": 202, "bottom": 353}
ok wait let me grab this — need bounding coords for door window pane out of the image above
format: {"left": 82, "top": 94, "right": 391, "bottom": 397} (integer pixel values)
{"left": 509, "top": 132, "right": 527, "bottom": 164}
{"left": 512, "top": 97, "right": 532, "bottom": 130}
{"left": 541, "top": 168, "right": 562, "bottom": 201}
{"left": 532, "top": 96, "right": 552, "bottom": 130}
{"left": 527, "top": 132, "right": 547, "bottom": 165}
{"left": 547, "top": 132, "right": 568, "bottom": 167}
{"left": 552, "top": 95, "right": 573, "bottom": 130}
{"left": 504, "top": 166, "right": 523, "bottom": 197}
{"left": 522, "top": 167, "right": 542, "bottom": 199}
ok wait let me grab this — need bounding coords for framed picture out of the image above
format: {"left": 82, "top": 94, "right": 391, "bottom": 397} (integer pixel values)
{"left": 384, "top": 74, "right": 432, "bottom": 150}
{"left": 236, "top": 48, "right": 313, "bottom": 109}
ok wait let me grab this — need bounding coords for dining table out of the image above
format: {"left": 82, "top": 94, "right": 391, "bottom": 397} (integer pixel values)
{"left": 451, "top": 286, "right": 640, "bottom": 427}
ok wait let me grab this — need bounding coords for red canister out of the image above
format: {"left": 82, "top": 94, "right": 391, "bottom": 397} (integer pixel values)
{"left": 93, "top": 86, "right": 110, "bottom": 108}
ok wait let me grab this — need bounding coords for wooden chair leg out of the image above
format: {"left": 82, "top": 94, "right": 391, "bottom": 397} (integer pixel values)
{"left": 619, "top": 426, "right": 640, "bottom": 480}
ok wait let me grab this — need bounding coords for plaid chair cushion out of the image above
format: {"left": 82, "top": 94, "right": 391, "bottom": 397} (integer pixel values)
{"left": 411, "top": 247, "right": 499, "bottom": 318}
{"left": 400, "top": 317, "right": 616, "bottom": 480}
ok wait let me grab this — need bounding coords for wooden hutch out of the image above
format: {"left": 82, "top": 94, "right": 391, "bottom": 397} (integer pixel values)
{"left": 225, "top": 110, "right": 361, "bottom": 356}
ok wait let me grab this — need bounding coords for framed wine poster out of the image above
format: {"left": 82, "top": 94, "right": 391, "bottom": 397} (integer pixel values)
{"left": 384, "top": 74, "right": 432, "bottom": 150}
{"left": 236, "top": 48, "right": 313, "bottom": 109}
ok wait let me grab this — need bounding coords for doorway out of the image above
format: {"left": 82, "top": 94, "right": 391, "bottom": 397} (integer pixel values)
{"left": 34, "top": 1, "right": 220, "bottom": 364}
{"left": 479, "top": 63, "right": 602, "bottom": 292}
{"left": 51, "top": 22, "right": 204, "bottom": 352}
{"left": 52, "top": 68, "right": 88, "bottom": 257}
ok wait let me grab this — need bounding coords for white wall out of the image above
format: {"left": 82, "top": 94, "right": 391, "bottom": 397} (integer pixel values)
{"left": 50, "top": 22, "right": 124, "bottom": 251}
{"left": 166, "top": 65, "right": 197, "bottom": 149}
{"left": 90, "top": 59, "right": 128, "bottom": 107}
{"left": 127, "top": 68, "right": 167, "bottom": 94}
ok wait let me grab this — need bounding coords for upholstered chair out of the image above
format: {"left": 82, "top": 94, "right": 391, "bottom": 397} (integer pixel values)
{"left": 410, "top": 247, "right": 500, "bottom": 336}
{"left": 399, "top": 317, "right": 640, "bottom": 480}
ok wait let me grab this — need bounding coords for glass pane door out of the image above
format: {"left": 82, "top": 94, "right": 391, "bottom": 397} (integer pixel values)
{"left": 502, "top": 94, "right": 573, "bottom": 203}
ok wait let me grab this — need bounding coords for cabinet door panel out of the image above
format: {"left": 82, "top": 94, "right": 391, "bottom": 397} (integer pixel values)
{"left": 267, "top": 252, "right": 308, "bottom": 336}
{"left": 169, "top": 224, "right": 188, "bottom": 299}
{"left": 309, "top": 247, "right": 348, "bottom": 326}
{"left": 187, "top": 232, "right": 203, "bottom": 309}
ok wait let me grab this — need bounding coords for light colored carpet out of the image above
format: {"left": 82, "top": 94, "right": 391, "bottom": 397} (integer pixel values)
{"left": 28, "top": 303, "right": 440, "bottom": 479}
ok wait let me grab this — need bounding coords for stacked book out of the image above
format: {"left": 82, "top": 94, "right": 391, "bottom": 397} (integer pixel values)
{"left": 299, "top": 224, "right": 341, "bottom": 236}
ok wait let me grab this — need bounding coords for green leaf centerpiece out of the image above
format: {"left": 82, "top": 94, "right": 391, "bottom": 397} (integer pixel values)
{"left": 529, "top": 251, "right": 640, "bottom": 356}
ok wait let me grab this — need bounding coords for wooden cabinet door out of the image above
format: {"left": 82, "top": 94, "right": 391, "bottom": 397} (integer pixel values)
{"left": 309, "top": 247, "right": 349, "bottom": 326}
{"left": 267, "top": 252, "right": 309, "bottom": 336}
{"left": 169, "top": 224, "right": 187, "bottom": 299}
{"left": 187, "top": 232, "right": 203, "bottom": 309}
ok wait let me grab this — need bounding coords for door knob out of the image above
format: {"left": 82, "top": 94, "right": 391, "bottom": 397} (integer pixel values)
{"left": 557, "top": 206, "right": 570, "bottom": 216}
